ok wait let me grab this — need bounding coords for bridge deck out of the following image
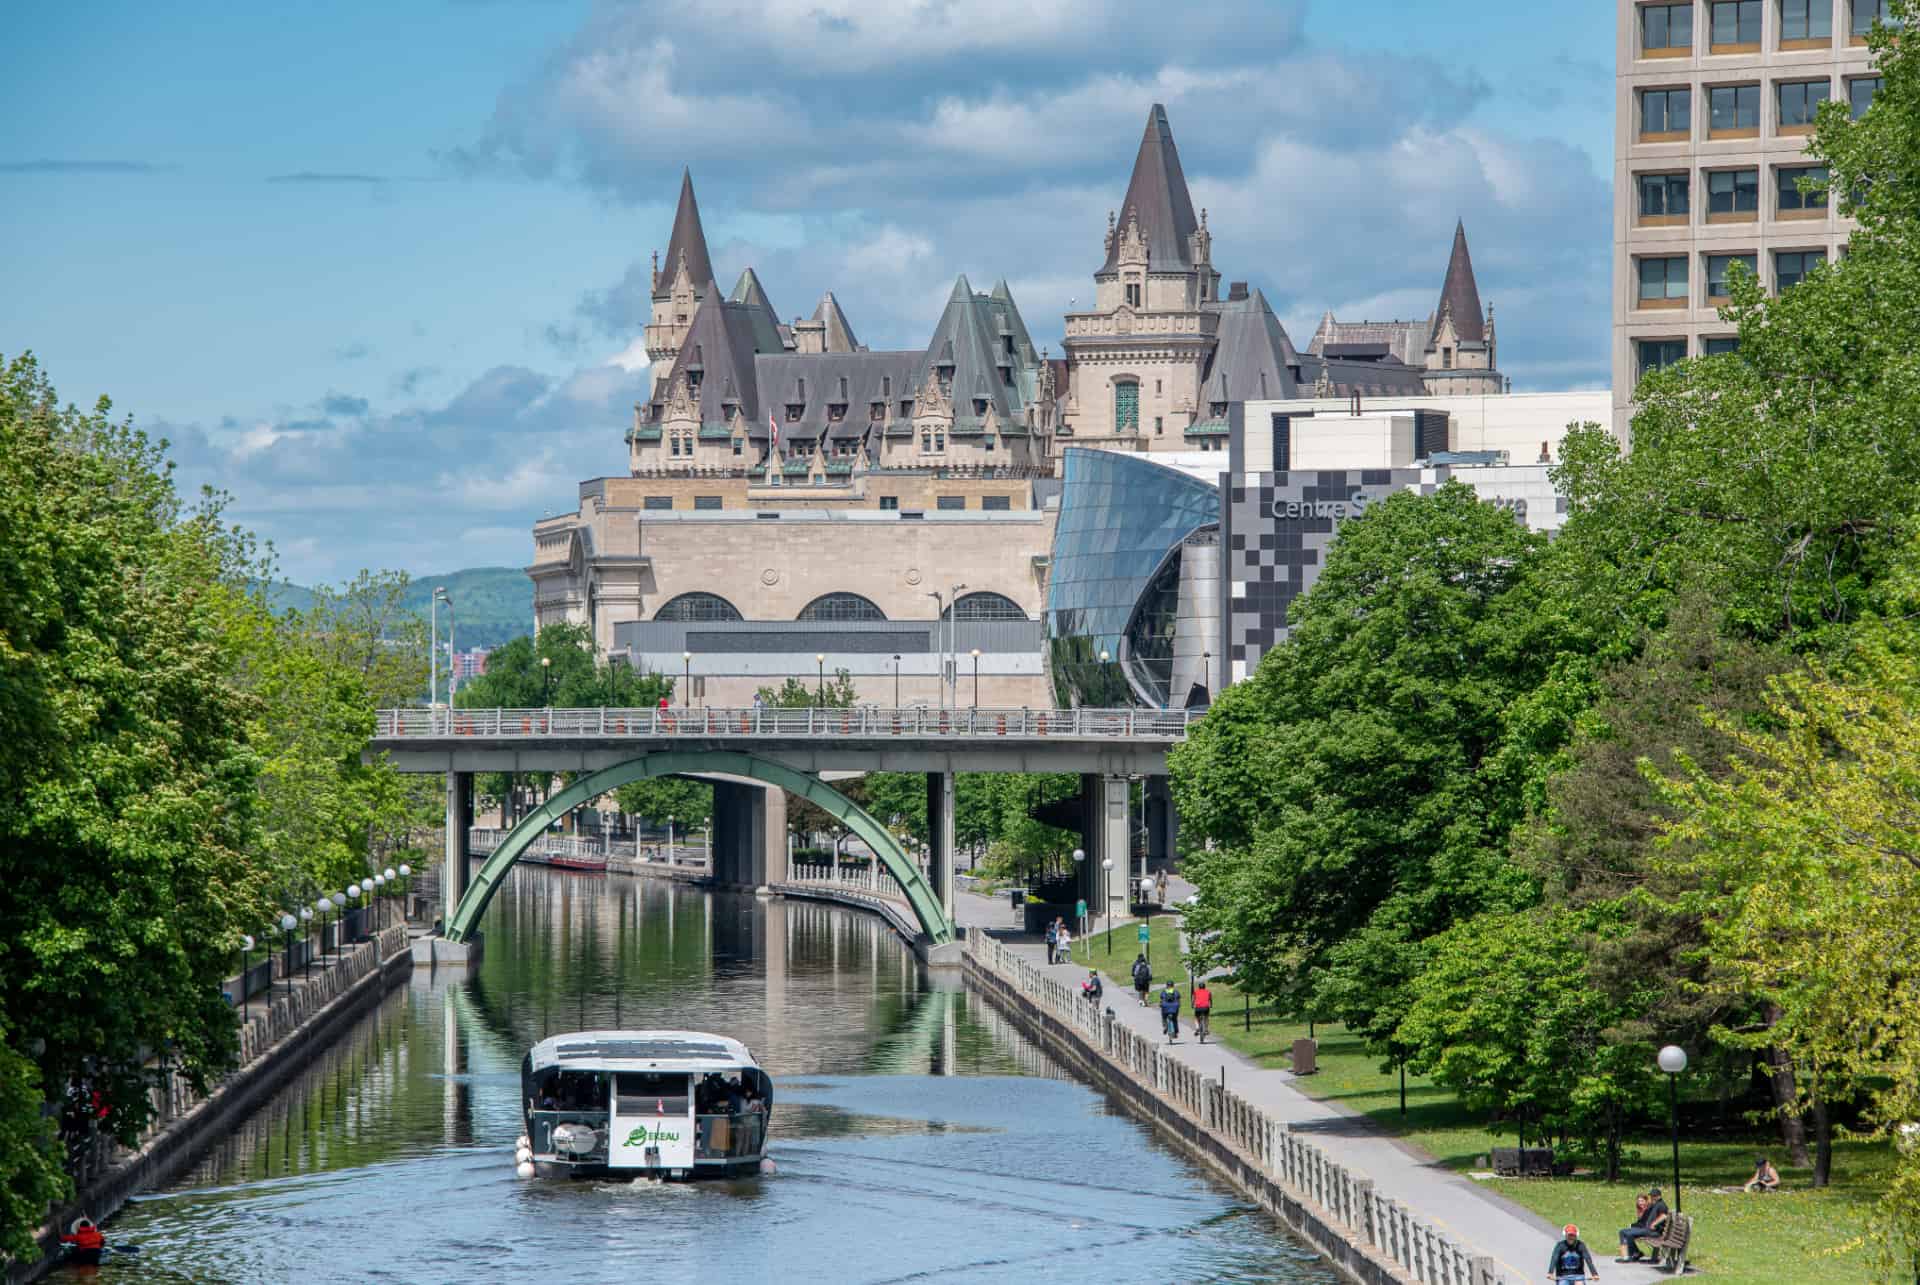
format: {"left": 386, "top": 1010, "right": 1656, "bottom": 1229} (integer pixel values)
{"left": 370, "top": 706, "right": 1195, "bottom": 775}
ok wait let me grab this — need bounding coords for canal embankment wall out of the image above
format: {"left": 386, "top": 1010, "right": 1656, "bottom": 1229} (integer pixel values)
{"left": 962, "top": 929, "right": 1499, "bottom": 1285}
{"left": 14, "top": 924, "right": 414, "bottom": 1283}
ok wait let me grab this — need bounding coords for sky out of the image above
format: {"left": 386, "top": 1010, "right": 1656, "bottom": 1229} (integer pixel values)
{"left": 0, "top": 0, "right": 1616, "bottom": 587}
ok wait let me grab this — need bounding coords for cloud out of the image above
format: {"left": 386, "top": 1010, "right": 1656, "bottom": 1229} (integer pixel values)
{"left": 267, "top": 171, "right": 391, "bottom": 185}
{"left": 390, "top": 365, "right": 440, "bottom": 396}
{"left": 333, "top": 341, "right": 374, "bottom": 362}
{"left": 0, "top": 159, "right": 176, "bottom": 174}
{"left": 161, "top": 359, "right": 645, "bottom": 582}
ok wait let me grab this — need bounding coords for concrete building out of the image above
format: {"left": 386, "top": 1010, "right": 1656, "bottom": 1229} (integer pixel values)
{"left": 1613, "top": 0, "right": 1883, "bottom": 425}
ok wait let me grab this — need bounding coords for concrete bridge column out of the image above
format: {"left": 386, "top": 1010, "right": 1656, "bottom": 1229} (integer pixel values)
{"left": 711, "top": 778, "right": 789, "bottom": 889}
{"left": 926, "top": 771, "right": 955, "bottom": 924}
{"left": 1097, "top": 774, "right": 1130, "bottom": 925}
{"left": 759, "top": 786, "right": 788, "bottom": 889}
{"left": 1145, "top": 775, "right": 1178, "bottom": 874}
{"left": 440, "top": 770, "right": 473, "bottom": 931}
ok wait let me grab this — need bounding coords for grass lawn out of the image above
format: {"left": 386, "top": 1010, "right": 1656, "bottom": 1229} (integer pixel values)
{"left": 1069, "top": 915, "right": 1889, "bottom": 1284}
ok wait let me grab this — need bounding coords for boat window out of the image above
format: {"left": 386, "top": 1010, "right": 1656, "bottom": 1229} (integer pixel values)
{"left": 616, "top": 1071, "right": 690, "bottom": 1116}
{"left": 533, "top": 1069, "right": 608, "bottom": 1112}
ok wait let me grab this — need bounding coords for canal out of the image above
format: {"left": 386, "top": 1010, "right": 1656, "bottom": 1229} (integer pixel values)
{"left": 71, "top": 866, "right": 1337, "bottom": 1284}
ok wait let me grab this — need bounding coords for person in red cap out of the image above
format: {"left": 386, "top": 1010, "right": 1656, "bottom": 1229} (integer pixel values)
{"left": 1548, "top": 1223, "right": 1598, "bottom": 1282}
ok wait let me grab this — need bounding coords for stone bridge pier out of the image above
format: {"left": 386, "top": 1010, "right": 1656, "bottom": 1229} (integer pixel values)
{"left": 708, "top": 777, "right": 788, "bottom": 890}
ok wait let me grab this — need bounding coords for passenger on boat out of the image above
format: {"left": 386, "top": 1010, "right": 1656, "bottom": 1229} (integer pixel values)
{"left": 61, "top": 1218, "right": 105, "bottom": 1264}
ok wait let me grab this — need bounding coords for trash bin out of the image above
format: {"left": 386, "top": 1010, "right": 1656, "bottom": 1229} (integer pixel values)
{"left": 1290, "top": 1038, "right": 1318, "bottom": 1075}
{"left": 1009, "top": 887, "right": 1024, "bottom": 910}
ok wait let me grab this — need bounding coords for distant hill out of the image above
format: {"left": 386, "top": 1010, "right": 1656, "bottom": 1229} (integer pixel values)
{"left": 264, "top": 566, "right": 532, "bottom": 651}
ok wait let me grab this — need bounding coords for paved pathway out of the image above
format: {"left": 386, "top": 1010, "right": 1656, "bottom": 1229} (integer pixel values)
{"left": 950, "top": 883, "right": 1666, "bottom": 1285}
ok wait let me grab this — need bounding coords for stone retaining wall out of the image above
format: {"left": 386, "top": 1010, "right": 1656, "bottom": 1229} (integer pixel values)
{"left": 13, "top": 925, "right": 413, "bottom": 1283}
{"left": 964, "top": 928, "right": 1500, "bottom": 1285}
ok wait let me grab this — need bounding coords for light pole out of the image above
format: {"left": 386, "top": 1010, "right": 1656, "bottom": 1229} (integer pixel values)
{"left": 346, "top": 884, "right": 361, "bottom": 942}
{"left": 1658, "top": 1044, "right": 1688, "bottom": 1212}
{"left": 279, "top": 915, "right": 297, "bottom": 1001}
{"left": 970, "top": 647, "right": 981, "bottom": 709}
{"left": 237, "top": 934, "right": 254, "bottom": 1023}
{"left": 947, "top": 582, "right": 967, "bottom": 705}
{"left": 373, "top": 874, "right": 387, "bottom": 929}
{"left": 437, "top": 587, "right": 456, "bottom": 705}
{"left": 1201, "top": 649, "right": 1211, "bottom": 702}
{"left": 668, "top": 814, "right": 676, "bottom": 861}
{"left": 1101, "top": 856, "right": 1114, "bottom": 956}
{"left": 704, "top": 815, "right": 712, "bottom": 865}
{"left": 815, "top": 653, "right": 825, "bottom": 707}
{"left": 683, "top": 651, "right": 692, "bottom": 708}
{"left": 314, "top": 898, "right": 331, "bottom": 963}
{"left": 329, "top": 893, "right": 346, "bottom": 957}
{"left": 429, "top": 591, "right": 441, "bottom": 711}
{"left": 924, "top": 591, "right": 945, "bottom": 707}
{"left": 1072, "top": 848, "right": 1085, "bottom": 946}
{"left": 892, "top": 653, "right": 901, "bottom": 707}
{"left": 299, "top": 907, "right": 313, "bottom": 978}
{"left": 398, "top": 863, "right": 411, "bottom": 923}
{"left": 540, "top": 654, "right": 552, "bottom": 706}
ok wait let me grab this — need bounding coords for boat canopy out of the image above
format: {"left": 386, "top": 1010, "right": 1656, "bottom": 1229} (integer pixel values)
{"left": 526, "top": 1030, "right": 759, "bottom": 1076}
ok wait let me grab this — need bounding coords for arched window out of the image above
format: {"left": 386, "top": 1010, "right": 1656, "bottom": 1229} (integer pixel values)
{"left": 944, "top": 591, "right": 1030, "bottom": 621}
{"left": 653, "top": 592, "right": 744, "bottom": 622}
{"left": 1114, "top": 379, "right": 1140, "bottom": 432}
{"left": 797, "top": 593, "right": 886, "bottom": 622}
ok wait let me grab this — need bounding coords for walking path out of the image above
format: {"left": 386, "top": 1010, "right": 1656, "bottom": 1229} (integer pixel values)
{"left": 950, "top": 884, "right": 1666, "bottom": 1285}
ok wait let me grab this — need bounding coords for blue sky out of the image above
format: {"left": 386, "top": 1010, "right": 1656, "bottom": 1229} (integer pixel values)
{"left": 1, "top": 0, "right": 1615, "bottom": 585}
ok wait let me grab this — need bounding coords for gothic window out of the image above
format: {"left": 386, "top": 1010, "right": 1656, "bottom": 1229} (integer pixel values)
{"left": 797, "top": 592, "right": 886, "bottom": 622}
{"left": 922, "top": 431, "right": 932, "bottom": 453}
{"left": 1443, "top": 348, "right": 1454, "bottom": 368}
{"left": 1114, "top": 380, "right": 1140, "bottom": 431}
{"left": 935, "top": 432, "right": 945, "bottom": 451}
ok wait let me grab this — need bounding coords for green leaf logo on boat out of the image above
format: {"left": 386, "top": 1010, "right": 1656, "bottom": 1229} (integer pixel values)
{"left": 624, "top": 1124, "right": 682, "bottom": 1146}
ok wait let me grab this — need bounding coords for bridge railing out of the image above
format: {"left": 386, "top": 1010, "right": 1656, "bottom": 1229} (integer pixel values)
{"left": 376, "top": 705, "right": 1196, "bottom": 741}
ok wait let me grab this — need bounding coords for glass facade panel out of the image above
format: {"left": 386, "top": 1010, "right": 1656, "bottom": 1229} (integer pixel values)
{"left": 1642, "top": 88, "right": 1692, "bottom": 134}
{"left": 654, "top": 592, "right": 744, "bottom": 622}
{"left": 1709, "top": 84, "right": 1760, "bottom": 130}
{"left": 1851, "top": 76, "right": 1883, "bottom": 116}
{"left": 1702, "top": 336, "right": 1741, "bottom": 355}
{"left": 1045, "top": 449, "right": 1220, "bottom": 708}
{"left": 1711, "top": 0, "right": 1760, "bottom": 42}
{"left": 1639, "top": 256, "right": 1689, "bottom": 301}
{"left": 797, "top": 593, "right": 887, "bottom": 622}
{"left": 1853, "top": 0, "right": 1894, "bottom": 36}
{"left": 1782, "top": 0, "right": 1833, "bottom": 37}
{"left": 1639, "top": 172, "right": 1690, "bottom": 216}
{"left": 1643, "top": 2, "right": 1694, "bottom": 48}
{"left": 1637, "top": 339, "right": 1689, "bottom": 382}
{"left": 1777, "top": 80, "right": 1832, "bottom": 126}
{"left": 1777, "top": 165, "right": 1830, "bottom": 210}
{"left": 1708, "top": 168, "right": 1760, "bottom": 212}
{"left": 1707, "top": 252, "right": 1758, "bottom": 297}
{"left": 1776, "top": 250, "right": 1826, "bottom": 289}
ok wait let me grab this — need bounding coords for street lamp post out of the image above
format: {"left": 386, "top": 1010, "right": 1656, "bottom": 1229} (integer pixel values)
{"left": 429, "top": 592, "right": 441, "bottom": 712}
{"left": 924, "top": 591, "right": 945, "bottom": 707}
{"left": 1201, "top": 649, "right": 1211, "bottom": 702}
{"left": 279, "top": 914, "right": 297, "bottom": 1001}
{"left": 815, "top": 653, "right": 825, "bottom": 707}
{"left": 1658, "top": 1044, "right": 1688, "bottom": 1211}
{"left": 892, "top": 654, "right": 901, "bottom": 707}
{"left": 540, "top": 655, "right": 552, "bottom": 706}
{"left": 667, "top": 815, "right": 676, "bottom": 862}
{"left": 373, "top": 874, "right": 387, "bottom": 929}
{"left": 238, "top": 934, "right": 254, "bottom": 1023}
{"left": 704, "top": 815, "right": 712, "bottom": 865}
{"left": 398, "top": 863, "right": 412, "bottom": 923}
{"left": 683, "top": 651, "right": 692, "bottom": 708}
{"left": 970, "top": 648, "right": 981, "bottom": 709}
{"left": 314, "top": 898, "right": 331, "bottom": 964}
{"left": 1101, "top": 857, "right": 1114, "bottom": 956}
{"left": 329, "top": 893, "right": 346, "bottom": 957}
{"left": 947, "top": 582, "right": 967, "bottom": 705}
{"left": 1072, "top": 848, "right": 1085, "bottom": 945}
{"left": 299, "top": 907, "right": 313, "bottom": 978}
{"left": 438, "top": 588, "right": 456, "bottom": 705}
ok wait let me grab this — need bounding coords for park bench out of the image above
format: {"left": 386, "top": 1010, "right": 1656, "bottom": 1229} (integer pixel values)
{"left": 1649, "top": 1210, "right": 1693, "bottom": 1273}
{"left": 1489, "top": 1146, "right": 1565, "bottom": 1177}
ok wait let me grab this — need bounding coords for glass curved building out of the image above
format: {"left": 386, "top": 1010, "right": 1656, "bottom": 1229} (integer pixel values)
{"left": 1044, "top": 448, "right": 1222, "bottom": 708}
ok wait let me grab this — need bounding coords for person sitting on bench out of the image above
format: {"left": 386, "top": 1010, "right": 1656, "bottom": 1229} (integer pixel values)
{"left": 1617, "top": 1187, "right": 1669, "bottom": 1262}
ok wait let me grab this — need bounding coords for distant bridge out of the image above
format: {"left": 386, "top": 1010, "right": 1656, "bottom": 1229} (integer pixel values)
{"left": 369, "top": 706, "right": 1195, "bottom": 953}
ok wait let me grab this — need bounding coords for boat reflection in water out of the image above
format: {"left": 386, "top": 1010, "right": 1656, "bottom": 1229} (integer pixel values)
{"left": 519, "top": 1030, "right": 772, "bottom": 1180}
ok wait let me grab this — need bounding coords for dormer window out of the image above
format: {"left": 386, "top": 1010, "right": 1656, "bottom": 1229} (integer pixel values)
{"left": 1125, "top": 283, "right": 1141, "bottom": 307}
{"left": 828, "top": 403, "right": 846, "bottom": 423}
{"left": 687, "top": 369, "right": 702, "bottom": 390}
{"left": 1210, "top": 401, "right": 1228, "bottom": 418}
{"left": 973, "top": 398, "right": 989, "bottom": 416}
{"left": 1002, "top": 335, "right": 1014, "bottom": 357}
{"left": 937, "top": 364, "right": 953, "bottom": 396}
{"left": 900, "top": 399, "right": 914, "bottom": 417}
{"left": 786, "top": 404, "right": 803, "bottom": 422}
{"left": 870, "top": 401, "right": 885, "bottom": 422}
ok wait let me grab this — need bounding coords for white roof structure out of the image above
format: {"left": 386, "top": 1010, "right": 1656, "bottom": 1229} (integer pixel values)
{"left": 527, "top": 1030, "right": 759, "bottom": 1075}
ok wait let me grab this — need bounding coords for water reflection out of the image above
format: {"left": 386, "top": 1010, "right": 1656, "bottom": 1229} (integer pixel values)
{"left": 71, "top": 867, "right": 1335, "bottom": 1284}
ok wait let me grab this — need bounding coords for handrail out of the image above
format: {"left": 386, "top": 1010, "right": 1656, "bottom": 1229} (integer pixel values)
{"left": 374, "top": 705, "right": 1198, "bottom": 742}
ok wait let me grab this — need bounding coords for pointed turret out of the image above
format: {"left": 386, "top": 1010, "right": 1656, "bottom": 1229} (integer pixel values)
{"left": 1100, "top": 105, "right": 1201, "bottom": 274}
{"left": 810, "top": 292, "right": 860, "bottom": 352}
{"left": 1429, "top": 221, "right": 1485, "bottom": 347}
{"left": 655, "top": 168, "right": 715, "bottom": 300}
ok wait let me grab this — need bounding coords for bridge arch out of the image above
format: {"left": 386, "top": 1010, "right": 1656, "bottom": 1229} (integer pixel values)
{"left": 444, "top": 750, "right": 952, "bottom": 946}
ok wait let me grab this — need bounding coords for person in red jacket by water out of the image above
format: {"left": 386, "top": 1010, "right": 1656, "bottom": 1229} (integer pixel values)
{"left": 61, "top": 1217, "right": 106, "bottom": 1266}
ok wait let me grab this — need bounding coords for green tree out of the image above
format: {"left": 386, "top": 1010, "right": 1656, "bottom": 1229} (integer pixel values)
{"left": 612, "top": 777, "right": 713, "bottom": 828}
{"left": 756, "top": 669, "right": 856, "bottom": 708}
{"left": 0, "top": 354, "right": 276, "bottom": 1257}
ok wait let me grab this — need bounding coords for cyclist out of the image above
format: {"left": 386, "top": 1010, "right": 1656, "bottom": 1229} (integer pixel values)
{"left": 1158, "top": 981, "right": 1182, "bottom": 1043}
{"left": 1192, "top": 979, "right": 1213, "bottom": 1043}
{"left": 1548, "top": 1223, "right": 1599, "bottom": 1283}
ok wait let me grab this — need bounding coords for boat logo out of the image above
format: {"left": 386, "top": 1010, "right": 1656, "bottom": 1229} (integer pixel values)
{"left": 624, "top": 1124, "right": 682, "bottom": 1146}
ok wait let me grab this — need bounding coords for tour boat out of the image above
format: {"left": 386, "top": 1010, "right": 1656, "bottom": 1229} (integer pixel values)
{"left": 518, "top": 849, "right": 609, "bottom": 873}
{"left": 516, "top": 1030, "right": 773, "bottom": 1180}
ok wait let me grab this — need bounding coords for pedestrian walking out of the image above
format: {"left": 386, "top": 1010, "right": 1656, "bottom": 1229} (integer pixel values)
{"left": 1192, "top": 979, "right": 1213, "bottom": 1043}
{"left": 1131, "top": 953, "right": 1153, "bottom": 1006}
{"left": 1159, "top": 981, "right": 1182, "bottom": 1043}
{"left": 1057, "top": 924, "right": 1073, "bottom": 962}
{"left": 1044, "top": 920, "right": 1059, "bottom": 966}
{"left": 1081, "top": 969, "right": 1103, "bottom": 1010}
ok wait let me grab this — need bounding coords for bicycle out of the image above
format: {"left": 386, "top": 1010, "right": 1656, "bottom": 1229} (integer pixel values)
{"left": 1194, "top": 1008, "right": 1211, "bottom": 1044}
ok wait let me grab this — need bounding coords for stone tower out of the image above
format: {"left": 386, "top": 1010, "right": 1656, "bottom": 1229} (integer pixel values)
{"left": 644, "top": 169, "right": 716, "bottom": 396}
{"left": 1421, "top": 221, "right": 1502, "bottom": 395}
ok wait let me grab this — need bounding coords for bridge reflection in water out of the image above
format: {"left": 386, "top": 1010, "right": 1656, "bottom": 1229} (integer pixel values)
{"left": 81, "top": 866, "right": 1336, "bottom": 1285}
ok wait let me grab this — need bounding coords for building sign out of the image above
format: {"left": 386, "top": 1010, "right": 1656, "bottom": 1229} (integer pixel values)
{"left": 1270, "top": 490, "right": 1386, "bottom": 521}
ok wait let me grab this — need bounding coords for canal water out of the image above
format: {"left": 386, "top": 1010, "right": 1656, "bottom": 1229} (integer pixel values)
{"left": 70, "top": 867, "right": 1337, "bottom": 1284}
